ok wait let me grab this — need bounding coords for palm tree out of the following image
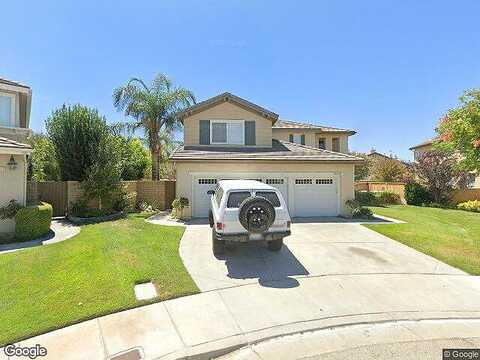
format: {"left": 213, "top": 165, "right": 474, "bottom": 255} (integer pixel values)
{"left": 113, "top": 74, "right": 195, "bottom": 180}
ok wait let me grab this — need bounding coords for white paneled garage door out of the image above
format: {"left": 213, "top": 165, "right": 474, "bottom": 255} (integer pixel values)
{"left": 192, "top": 178, "right": 217, "bottom": 217}
{"left": 191, "top": 174, "right": 338, "bottom": 218}
{"left": 293, "top": 177, "right": 338, "bottom": 217}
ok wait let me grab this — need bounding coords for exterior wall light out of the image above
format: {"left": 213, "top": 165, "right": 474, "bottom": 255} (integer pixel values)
{"left": 7, "top": 155, "right": 18, "bottom": 170}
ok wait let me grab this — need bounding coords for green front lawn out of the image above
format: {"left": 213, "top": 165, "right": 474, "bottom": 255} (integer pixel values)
{"left": 365, "top": 205, "right": 480, "bottom": 275}
{"left": 0, "top": 213, "right": 199, "bottom": 346}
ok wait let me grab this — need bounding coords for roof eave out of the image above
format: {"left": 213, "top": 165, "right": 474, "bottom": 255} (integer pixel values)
{"left": 178, "top": 92, "right": 279, "bottom": 123}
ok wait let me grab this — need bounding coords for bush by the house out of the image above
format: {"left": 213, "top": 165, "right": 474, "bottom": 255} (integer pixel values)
{"left": 171, "top": 197, "right": 189, "bottom": 219}
{"left": 15, "top": 202, "right": 53, "bottom": 242}
{"left": 404, "top": 181, "right": 431, "bottom": 206}
{"left": 0, "top": 200, "right": 23, "bottom": 220}
{"left": 345, "top": 199, "right": 373, "bottom": 219}
{"left": 457, "top": 200, "right": 480, "bottom": 213}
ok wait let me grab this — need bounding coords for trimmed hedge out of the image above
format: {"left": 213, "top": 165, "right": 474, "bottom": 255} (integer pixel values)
{"left": 15, "top": 202, "right": 53, "bottom": 242}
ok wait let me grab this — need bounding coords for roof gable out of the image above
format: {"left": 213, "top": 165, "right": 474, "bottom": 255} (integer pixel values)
{"left": 178, "top": 92, "right": 279, "bottom": 123}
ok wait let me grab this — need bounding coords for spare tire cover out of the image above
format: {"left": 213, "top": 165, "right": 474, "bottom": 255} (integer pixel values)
{"left": 238, "top": 196, "right": 276, "bottom": 233}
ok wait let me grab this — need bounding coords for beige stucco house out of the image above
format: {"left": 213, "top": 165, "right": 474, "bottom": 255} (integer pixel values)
{"left": 170, "top": 92, "right": 362, "bottom": 218}
{"left": 410, "top": 137, "right": 480, "bottom": 188}
{"left": 0, "top": 78, "right": 32, "bottom": 238}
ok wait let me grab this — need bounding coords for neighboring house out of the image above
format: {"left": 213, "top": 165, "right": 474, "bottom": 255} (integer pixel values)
{"left": 410, "top": 137, "right": 480, "bottom": 188}
{"left": 409, "top": 137, "right": 440, "bottom": 162}
{"left": 366, "top": 149, "right": 413, "bottom": 168}
{"left": 0, "top": 78, "right": 32, "bottom": 238}
{"left": 170, "top": 92, "right": 362, "bottom": 218}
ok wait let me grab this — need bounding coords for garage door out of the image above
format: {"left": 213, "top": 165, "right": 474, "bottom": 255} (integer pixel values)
{"left": 192, "top": 175, "right": 288, "bottom": 217}
{"left": 293, "top": 177, "right": 338, "bottom": 217}
{"left": 192, "top": 178, "right": 217, "bottom": 217}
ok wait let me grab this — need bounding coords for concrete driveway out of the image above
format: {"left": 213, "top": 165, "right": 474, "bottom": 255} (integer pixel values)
{"left": 180, "top": 218, "right": 464, "bottom": 291}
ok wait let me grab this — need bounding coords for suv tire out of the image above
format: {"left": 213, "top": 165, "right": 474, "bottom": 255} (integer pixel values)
{"left": 238, "top": 197, "right": 276, "bottom": 233}
{"left": 212, "top": 228, "right": 225, "bottom": 255}
{"left": 267, "top": 238, "right": 283, "bottom": 251}
{"left": 208, "top": 210, "right": 214, "bottom": 228}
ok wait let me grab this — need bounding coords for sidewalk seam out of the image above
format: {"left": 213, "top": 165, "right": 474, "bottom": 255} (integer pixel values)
{"left": 163, "top": 302, "right": 187, "bottom": 349}
{"left": 96, "top": 318, "right": 109, "bottom": 360}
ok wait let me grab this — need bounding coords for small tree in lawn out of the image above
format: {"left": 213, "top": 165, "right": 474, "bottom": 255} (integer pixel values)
{"left": 415, "top": 150, "right": 470, "bottom": 204}
{"left": 113, "top": 74, "right": 195, "bottom": 180}
{"left": 437, "top": 89, "right": 480, "bottom": 173}
{"left": 81, "top": 134, "right": 123, "bottom": 210}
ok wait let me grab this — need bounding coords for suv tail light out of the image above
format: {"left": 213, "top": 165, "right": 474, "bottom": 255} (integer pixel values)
{"left": 287, "top": 221, "right": 291, "bottom": 228}
{"left": 216, "top": 222, "right": 224, "bottom": 230}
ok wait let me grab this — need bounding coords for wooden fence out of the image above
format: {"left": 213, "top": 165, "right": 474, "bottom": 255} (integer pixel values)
{"left": 27, "top": 180, "right": 176, "bottom": 217}
{"left": 450, "top": 188, "right": 480, "bottom": 204}
{"left": 355, "top": 181, "right": 406, "bottom": 204}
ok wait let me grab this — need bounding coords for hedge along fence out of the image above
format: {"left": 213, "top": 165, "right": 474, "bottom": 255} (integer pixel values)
{"left": 450, "top": 188, "right": 480, "bottom": 205}
{"left": 354, "top": 181, "right": 406, "bottom": 204}
{"left": 27, "top": 180, "right": 176, "bottom": 216}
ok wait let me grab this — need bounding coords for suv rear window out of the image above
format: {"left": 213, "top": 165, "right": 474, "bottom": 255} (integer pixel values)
{"left": 255, "top": 191, "right": 281, "bottom": 207}
{"left": 227, "top": 191, "right": 251, "bottom": 208}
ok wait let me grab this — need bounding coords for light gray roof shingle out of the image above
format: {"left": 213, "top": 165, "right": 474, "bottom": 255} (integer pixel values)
{"left": 170, "top": 140, "right": 363, "bottom": 162}
{"left": 0, "top": 136, "right": 31, "bottom": 150}
{"left": 0, "top": 77, "right": 30, "bottom": 89}
{"left": 273, "top": 119, "right": 356, "bottom": 134}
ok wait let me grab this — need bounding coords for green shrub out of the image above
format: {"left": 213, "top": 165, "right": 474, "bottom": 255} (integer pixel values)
{"left": 457, "top": 200, "right": 480, "bottom": 213}
{"left": 375, "top": 191, "right": 401, "bottom": 205}
{"left": 355, "top": 191, "right": 377, "bottom": 206}
{"left": 70, "top": 199, "right": 88, "bottom": 217}
{"left": 171, "top": 197, "right": 189, "bottom": 219}
{"left": 15, "top": 202, "right": 53, "bottom": 241}
{"left": 404, "top": 181, "right": 431, "bottom": 206}
{"left": 345, "top": 199, "right": 373, "bottom": 218}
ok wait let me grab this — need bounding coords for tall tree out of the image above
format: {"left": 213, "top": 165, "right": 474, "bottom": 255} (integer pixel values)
{"left": 46, "top": 105, "right": 111, "bottom": 181}
{"left": 437, "top": 89, "right": 480, "bottom": 172}
{"left": 27, "top": 133, "right": 60, "bottom": 181}
{"left": 113, "top": 74, "right": 195, "bottom": 180}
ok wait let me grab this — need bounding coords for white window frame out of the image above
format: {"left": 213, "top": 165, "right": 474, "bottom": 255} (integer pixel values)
{"left": 0, "top": 92, "right": 16, "bottom": 127}
{"left": 210, "top": 120, "right": 245, "bottom": 145}
{"left": 292, "top": 134, "right": 302, "bottom": 144}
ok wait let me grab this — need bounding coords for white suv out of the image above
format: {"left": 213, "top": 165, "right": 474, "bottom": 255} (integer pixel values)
{"left": 208, "top": 180, "right": 291, "bottom": 255}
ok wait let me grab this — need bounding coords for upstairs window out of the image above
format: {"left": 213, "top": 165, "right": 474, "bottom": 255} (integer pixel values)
{"left": 332, "top": 137, "right": 340, "bottom": 152}
{"left": 289, "top": 134, "right": 305, "bottom": 145}
{"left": 211, "top": 120, "right": 244, "bottom": 145}
{"left": 0, "top": 93, "right": 15, "bottom": 127}
{"left": 318, "top": 138, "right": 326, "bottom": 149}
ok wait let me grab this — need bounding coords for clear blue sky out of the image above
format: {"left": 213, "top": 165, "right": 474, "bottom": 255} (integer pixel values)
{"left": 2, "top": 0, "right": 480, "bottom": 160}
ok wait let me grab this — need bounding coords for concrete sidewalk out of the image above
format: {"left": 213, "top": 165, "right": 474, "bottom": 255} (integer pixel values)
{"left": 219, "top": 319, "right": 480, "bottom": 360}
{"left": 12, "top": 273, "right": 480, "bottom": 360}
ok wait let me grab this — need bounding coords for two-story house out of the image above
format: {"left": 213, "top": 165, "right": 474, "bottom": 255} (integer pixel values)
{"left": 410, "top": 137, "right": 480, "bottom": 188}
{"left": 0, "top": 78, "right": 32, "bottom": 238}
{"left": 170, "top": 92, "right": 362, "bottom": 218}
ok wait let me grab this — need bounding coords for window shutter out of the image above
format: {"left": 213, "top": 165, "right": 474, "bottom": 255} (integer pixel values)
{"left": 289, "top": 134, "right": 294, "bottom": 142}
{"left": 245, "top": 121, "right": 256, "bottom": 145}
{"left": 301, "top": 134, "right": 306, "bottom": 145}
{"left": 199, "top": 120, "right": 210, "bottom": 145}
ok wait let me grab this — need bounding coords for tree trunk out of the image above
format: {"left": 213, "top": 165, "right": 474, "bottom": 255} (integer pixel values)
{"left": 151, "top": 143, "right": 161, "bottom": 181}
